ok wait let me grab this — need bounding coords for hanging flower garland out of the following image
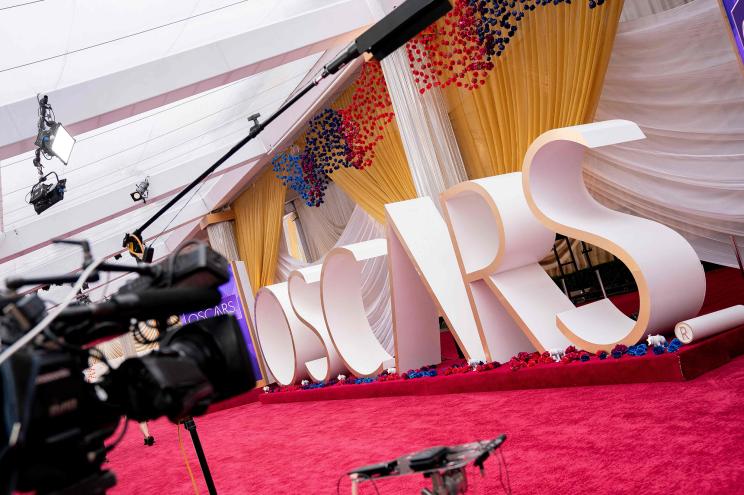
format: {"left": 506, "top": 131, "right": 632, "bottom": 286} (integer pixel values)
{"left": 340, "top": 60, "right": 396, "bottom": 170}
{"left": 406, "top": 0, "right": 606, "bottom": 94}
{"left": 272, "top": 60, "right": 396, "bottom": 205}
{"left": 273, "top": 108, "right": 355, "bottom": 207}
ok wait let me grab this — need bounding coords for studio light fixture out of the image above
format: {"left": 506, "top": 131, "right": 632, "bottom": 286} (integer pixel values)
{"left": 130, "top": 177, "right": 150, "bottom": 203}
{"left": 27, "top": 171, "right": 67, "bottom": 215}
{"left": 34, "top": 95, "right": 76, "bottom": 165}
{"left": 29, "top": 95, "right": 75, "bottom": 214}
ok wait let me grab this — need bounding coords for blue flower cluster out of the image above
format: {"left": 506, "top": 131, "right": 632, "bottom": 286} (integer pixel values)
{"left": 272, "top": 152, "right": 306, "bottom": 195}
{"left": 666, "top": 338, "right": 682, "bottom": 353}
{"left": 407, "top": 370, "right": 437, "bottom": 379}
{"left": 624, "top": 338, "right": 683, "bottom": 358}
{"left": 353, "top": 377, "right": 376, "bottom": 384}
{"left": 272, "top": 109, "right": 353, "bottom": 207}
{"left": 303, "top": 381, "right": 329, "bottom": 390}
{"left": 627, "top": 344, "right": 647, "bottom": 357}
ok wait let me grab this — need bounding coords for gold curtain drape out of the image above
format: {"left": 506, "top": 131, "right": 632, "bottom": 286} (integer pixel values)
{"left": 327, "top": 84, "right": 417, "bottom": 223}
{"left": 443, "top": 1, "right": 624, "bottom": 179}
{"left": 232, "top": 168, "right": 287, "bottom": 294}
{"left": 441, "top": 2, "right": 623, "bottom": 271}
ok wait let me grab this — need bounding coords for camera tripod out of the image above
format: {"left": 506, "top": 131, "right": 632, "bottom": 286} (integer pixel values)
{"left": 181, "top": 417, "right": 218, "bottom": 495}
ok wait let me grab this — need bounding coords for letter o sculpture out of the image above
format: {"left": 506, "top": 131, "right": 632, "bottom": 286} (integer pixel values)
{"left": 254, "top": 282, "right": 325, "bottom": 386}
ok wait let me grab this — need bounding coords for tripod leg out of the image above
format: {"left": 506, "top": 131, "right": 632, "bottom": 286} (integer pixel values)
{"left": 183, "top": 418, "right": 218, "bottom": 495}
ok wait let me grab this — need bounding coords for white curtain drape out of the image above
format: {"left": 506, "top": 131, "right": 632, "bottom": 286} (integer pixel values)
{"left": 381, "top": 48, "right": 469, "bottom": 200}
{"left": 275, "top": 205, "right": 394, "bottom": 354}
{"left": 585, "top": 0, "right": 744, "bottom": 268}
{"left": 620, "top": 0, "right": 694, "bottom": 21}
{"left": 206, "top": 221, "right": 240, "bottom": 262}
{"left": 293, "top": 183, "right": 355, "bottom": 262}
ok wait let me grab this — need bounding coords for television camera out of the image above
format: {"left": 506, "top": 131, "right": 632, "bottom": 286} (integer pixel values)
{"left": 0, "top": 241, "right": 256, "bottom": 494}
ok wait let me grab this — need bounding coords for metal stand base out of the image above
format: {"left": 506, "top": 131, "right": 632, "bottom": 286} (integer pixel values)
{"left": 182, "top": 417, "right": 218, "bottom": 495}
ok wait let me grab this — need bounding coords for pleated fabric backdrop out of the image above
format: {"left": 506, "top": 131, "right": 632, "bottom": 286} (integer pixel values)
{"left": 442, "top": 0, "right": 625, "bottom": 179}
{"left": 206, "top": 221, "right": 240, "bottom": 262}
{"left": 328, "top": 85, "right": 417, "bottom": 224}
{"left": 585, "top": 0, "right": 744, "bottom": 267}
{"left": 293, "top": 183, "right": 356, "bottom": 262}
{"left": 232, "top": 168, "right": 287, "bottom": 294}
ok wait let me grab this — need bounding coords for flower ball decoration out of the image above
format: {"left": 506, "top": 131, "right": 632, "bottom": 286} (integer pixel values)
{"left": 272, "top": 151, "right": 308, "bottom": 200}
{"left": 301, "top": 108, "right": 353, "bottom": 206}
{"left": 340, "top": 60, "right": 396, "bottom": 170}
{"left": 304, "top": 108, "right": 351, "bottom": 176}
{"left": 273, "top": 109, "right": 354, "bottom": 207}
{"left": 272, "top": 62, "right": 397, "bottom": 206}
{"left": 406, "top": 0, "right": 606, "bottom": 95}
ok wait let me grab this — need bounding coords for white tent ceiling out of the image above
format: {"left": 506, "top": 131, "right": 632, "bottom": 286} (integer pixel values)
{"left": 0, "top": 0, "right": 376, "bottom": 299}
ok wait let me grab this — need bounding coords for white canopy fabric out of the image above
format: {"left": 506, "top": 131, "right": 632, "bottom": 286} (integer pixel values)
{"left": 0, "top": 0, "right": 375, "bottom": 292}
{"left": 586, "top": 0, "right": 744, "bottom": 268}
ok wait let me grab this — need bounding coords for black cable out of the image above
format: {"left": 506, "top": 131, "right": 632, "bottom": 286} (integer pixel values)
{"left": 0, "top": 0, "right": 253, "bottom": 73}
{"left": 497, "top": 450, "right": 505, "bottom": 494}
{"left": 335, "top": 473, "right": 381, "bottom": 495}
{"left": 498, "top": 450, "right": 512, "bottom": 495}
{"left": 0, "top": 72, "right": 303, "bottom": 173}
{"left": 359, "top": 474, "right": 381, "bottom": 495}
{"left": 166, "top": 239, "right": 202, "bottom": 287}
{"left": 3, "top": 90, "right": 283, "bottom": 225}
{"left": 0, "top": 0, "right": 44, "bottom": 11}
{"left": 104, "top": 417, "right": 129, "bottom": 453}
{"left": 147, "top": 179, "right": 205, "bottom": 248}
{"left": 2, "top": 89, "right": 288, "bottom": 208}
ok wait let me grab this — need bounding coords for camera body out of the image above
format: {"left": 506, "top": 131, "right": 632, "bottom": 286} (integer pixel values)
{"left": 0, "top": 243, "right": 256, "bottom": 494}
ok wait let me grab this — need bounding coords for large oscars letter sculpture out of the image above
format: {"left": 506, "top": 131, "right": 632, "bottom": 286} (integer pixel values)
{"left": 288, "top": 265, "right": 348, "bottom": 382}
{"left": 254, "top": 283, "right": 326, "bottom": 386}
{"left": 522, "top": 120, "right": 706, "bottom": 351}
{"left": 386, "top": 197, "right": 489, "bottom": 364}
{"left": 320, "top": 239, "right": 394, "bottom": 377}
{"left": 441, "top": 172, "right": 572, "bottom": 361}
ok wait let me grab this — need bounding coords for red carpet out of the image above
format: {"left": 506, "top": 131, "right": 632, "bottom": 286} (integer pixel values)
{"left": 108, "top": 354, "right": 744, "bottom": 494}
{"left": 104, "top": 268, "right": 744, "bottom": 494}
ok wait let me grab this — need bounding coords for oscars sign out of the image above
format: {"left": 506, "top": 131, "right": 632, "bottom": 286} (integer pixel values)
{"left": 254, "top": 121, "right": 706, "bottom": 385}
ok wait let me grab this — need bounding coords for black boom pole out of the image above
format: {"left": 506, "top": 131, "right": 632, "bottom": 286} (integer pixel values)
{"left": 122, "top": 0, "right": 452, "bottom": 256}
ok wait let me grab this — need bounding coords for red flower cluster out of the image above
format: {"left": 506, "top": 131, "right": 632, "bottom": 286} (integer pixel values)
{"left": 508, "top": 351, "right": 554, "bottom": 371}
{"left": 340, "top": 60, "right": 395, "bottom": 170}
{"left": 406, "top": 0, "right": 491, "bottom": 93}
{"left": 376, "top": 371, "right": 403, "bottom": 382}
{"left": 560, "top": 348, "right": 591, "bottom": 364}
{"left": 443, "top": 363, "right": 471, "bottom": 376}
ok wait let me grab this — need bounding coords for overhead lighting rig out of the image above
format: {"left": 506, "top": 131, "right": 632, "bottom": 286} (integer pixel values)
{"left": 28, "top": 95, "right": 76, "bottom": 214}
{"left": 34, "top": 94, "right": 75, "bottom": 166}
